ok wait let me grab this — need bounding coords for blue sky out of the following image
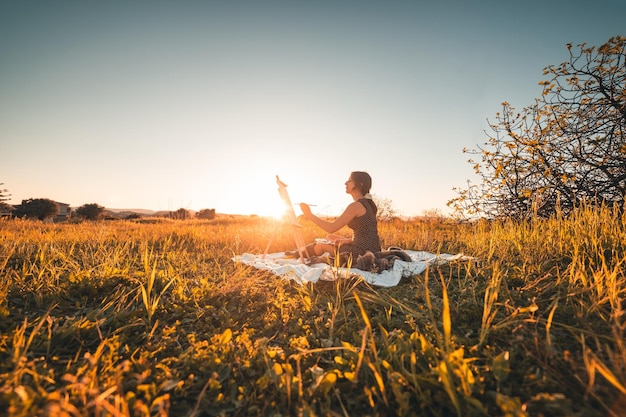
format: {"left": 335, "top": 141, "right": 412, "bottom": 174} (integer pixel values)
{"left": 2, "top": 1, "right": 624, "bottom": 217}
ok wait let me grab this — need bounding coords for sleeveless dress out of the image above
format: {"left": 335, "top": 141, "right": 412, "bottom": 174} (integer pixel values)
{"left": 336, "top": 198, "right": 381, "bottom": 256}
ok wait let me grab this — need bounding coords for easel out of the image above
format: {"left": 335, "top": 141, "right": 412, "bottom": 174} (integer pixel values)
{"left": 263, "top": 176, "right": 308, "bottom": 262}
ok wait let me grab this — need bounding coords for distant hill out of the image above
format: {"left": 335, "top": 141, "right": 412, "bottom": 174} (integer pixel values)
{"left": 106, "top": 208, "right": 155, "bottom": 215}
{"left": 103, "top": 208, "right": 200, "bottom": 218}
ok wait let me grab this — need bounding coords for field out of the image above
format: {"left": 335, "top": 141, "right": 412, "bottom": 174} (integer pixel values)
{"left": 0, "top": 205, "right": 625, "bottom": 417}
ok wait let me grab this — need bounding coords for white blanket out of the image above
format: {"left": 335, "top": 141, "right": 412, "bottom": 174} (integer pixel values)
{"left": 233, "top": 250, "right": 470, "bottom": 287}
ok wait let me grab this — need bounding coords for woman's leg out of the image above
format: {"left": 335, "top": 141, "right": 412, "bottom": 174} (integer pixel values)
{"left": 312, "top": 242, "right": 335, "bottom": 256}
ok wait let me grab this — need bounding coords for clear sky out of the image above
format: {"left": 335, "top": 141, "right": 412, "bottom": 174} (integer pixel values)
{"left": 2, "top": 1, "right": 624, "bottom": 218}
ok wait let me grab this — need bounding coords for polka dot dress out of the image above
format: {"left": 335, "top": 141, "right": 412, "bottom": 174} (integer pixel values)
{"left": 347, "top": 198, "right": 381, "bottom": 254}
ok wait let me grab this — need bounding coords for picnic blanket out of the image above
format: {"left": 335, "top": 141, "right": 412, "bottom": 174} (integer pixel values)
{"left": 233, "top": 250, "right": 470, "bottom": 287}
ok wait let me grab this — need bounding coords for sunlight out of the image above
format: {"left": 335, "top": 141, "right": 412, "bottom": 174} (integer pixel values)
{"left": 228, "top": 172, "right": 310, "bottom": 219}
{"left": 194, "top": 166, "right": 344, "bottom": 219}
{"left": 263, "top": 193, "right": 290, "bottom": 219}
{"left": 264, "top": 175, "right": 306, "bottom": 219}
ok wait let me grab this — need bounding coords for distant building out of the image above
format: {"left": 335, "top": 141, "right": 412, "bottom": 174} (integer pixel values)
{"left": 54, "top": 202, "right": 72, "bottom": 222}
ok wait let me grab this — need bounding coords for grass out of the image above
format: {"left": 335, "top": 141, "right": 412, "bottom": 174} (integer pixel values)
{"left": 0, "top": 204, "right": 624, "bottom": 416}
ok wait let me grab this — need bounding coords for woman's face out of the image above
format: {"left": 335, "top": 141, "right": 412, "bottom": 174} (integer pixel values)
{"left": 345, "top": 176, "right": 356, "bottom": 194}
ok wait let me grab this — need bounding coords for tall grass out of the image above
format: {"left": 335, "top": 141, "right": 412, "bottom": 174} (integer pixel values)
{"left": 0, "top": 204, "right": 624, "bottom": 416}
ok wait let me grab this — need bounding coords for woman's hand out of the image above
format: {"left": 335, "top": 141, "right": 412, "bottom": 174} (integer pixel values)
{"left": 299, "top": 203, "right": 312, "bottom": 218}
{"left": 326, "top": 234, "right": 351, "bottom": 245}
{"left": 326, "top": 234, "right": 342, "bottom": 242}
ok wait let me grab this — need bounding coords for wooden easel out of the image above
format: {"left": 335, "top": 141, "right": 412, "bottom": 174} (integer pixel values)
{"left": 263, "top": 176, "right": 308, "bottom": 262}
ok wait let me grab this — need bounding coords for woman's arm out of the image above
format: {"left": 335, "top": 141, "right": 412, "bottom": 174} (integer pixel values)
{"left": 300, "top": 201, "right": 365, "bottom": 234}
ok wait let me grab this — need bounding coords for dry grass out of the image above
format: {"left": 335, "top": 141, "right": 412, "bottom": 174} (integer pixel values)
{"left": 0, "top": 204, "right": 624, "bottom": 416}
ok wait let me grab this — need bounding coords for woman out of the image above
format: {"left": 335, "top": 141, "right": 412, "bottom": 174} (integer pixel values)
{"left": 299, "top": 171, "right": 381, "bottom": 263}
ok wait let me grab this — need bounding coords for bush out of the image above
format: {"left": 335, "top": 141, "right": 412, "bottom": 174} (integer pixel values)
{"left": 197, "top": 208, "right": 216, "bottom": 220}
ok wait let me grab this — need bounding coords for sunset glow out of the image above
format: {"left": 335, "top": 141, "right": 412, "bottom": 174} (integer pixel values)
{"left": 2, "top": 1, "right": 623, "bottom": 217}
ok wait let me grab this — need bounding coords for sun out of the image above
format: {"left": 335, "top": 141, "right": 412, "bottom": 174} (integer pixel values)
{"left": 263, "top": 194, "right": 290, "bottom": 219}
{"left": 239, "top": 172, "right": 308, "bottom": 219}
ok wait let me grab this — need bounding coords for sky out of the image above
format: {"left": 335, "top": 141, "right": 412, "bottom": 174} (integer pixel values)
{"left": 2, "top": 1, "right": 625, "bottom": 218}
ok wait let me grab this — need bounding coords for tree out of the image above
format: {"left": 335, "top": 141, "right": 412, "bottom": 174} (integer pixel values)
{"left": 450, "top": 36, "right": 626, "bottom": 218}
{"left": 172, "top": 208, "right": 191, "bottom": 220}
{"left": 14, "top": 198, "right": 59, "bottom": 221}
{"left": 197, "top": 208, "right": 216, "bottom": 220}
{"left": 75, "top": 203, "right": 105, "bottom": 220}
{"left": 0, "top": 183, "right": 12, "bottom": 213}
{"left": 372, "top": 194, "right": 399, "bottom": 221}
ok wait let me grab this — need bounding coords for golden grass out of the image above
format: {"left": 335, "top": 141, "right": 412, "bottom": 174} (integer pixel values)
{"left": 0, "top": 204, "right": 624, "bottom": 416}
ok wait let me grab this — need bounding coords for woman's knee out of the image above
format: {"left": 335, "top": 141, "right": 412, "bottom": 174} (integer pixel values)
{"left": 314, "top": 243, "right": 334, "bottom": 255}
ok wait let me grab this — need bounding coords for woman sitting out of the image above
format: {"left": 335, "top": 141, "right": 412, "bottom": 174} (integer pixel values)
{"left": 298, "top": 171, "right": 381, "bottom": 264}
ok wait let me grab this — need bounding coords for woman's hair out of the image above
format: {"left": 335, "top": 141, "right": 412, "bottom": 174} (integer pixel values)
{"left": 350, "top": 171, "right": 372, "bottom": 195}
